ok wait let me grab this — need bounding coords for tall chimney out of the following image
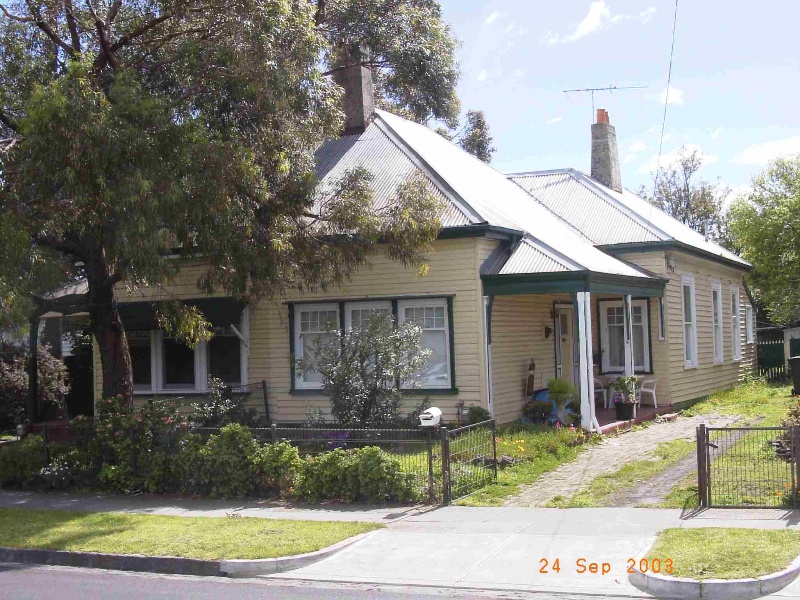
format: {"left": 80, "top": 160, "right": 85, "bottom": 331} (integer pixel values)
{"left": 591, "top": 108, "right": 622, "bottom": 193}
{"left": 332, "top": 50, "right": 375, "bottom": 135}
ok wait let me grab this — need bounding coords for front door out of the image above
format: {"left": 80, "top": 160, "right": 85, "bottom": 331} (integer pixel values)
{"left": 555, "top": 306, "right": 577, "bottom": 386}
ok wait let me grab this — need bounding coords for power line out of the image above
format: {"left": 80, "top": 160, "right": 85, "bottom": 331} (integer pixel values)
{"left": 651, "top": 0, "right": 680, "bottom": 202}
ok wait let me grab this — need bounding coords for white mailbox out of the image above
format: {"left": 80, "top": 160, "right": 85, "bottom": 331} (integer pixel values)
{"left": 419, "top": 407, "right": 442, "bottom": 428}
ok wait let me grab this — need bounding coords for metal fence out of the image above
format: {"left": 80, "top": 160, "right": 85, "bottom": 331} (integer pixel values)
{"left": 757, "top": 340, "right": 788, "bottom": 382}
{"left": 697, "top": 424, "right": 799, "bottom": 508}
{"left": 441, "top": 420, "right": 497, "bottom": 504}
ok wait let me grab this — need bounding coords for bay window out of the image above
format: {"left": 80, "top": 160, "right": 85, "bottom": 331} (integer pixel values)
{"left": 599, "top": 299, "right": 650, "bottom": 373}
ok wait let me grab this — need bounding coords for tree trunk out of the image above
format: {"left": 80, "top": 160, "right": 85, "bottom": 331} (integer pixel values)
{"left": 89, "top": 281, "right": 133, "bottom": 406}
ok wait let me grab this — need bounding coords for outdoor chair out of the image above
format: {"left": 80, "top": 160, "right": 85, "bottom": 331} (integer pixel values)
{"left": 593, "top": 378, "right": 609, "bottom": 409}
{"left": 638, "top": 378, "right": 659, "bottom": 408}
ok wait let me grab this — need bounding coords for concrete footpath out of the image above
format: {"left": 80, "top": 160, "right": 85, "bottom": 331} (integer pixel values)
{"left": 269, "top": 506, "right": 800, "bottom": 598}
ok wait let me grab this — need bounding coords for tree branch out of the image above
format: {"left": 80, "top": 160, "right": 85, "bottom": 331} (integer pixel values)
{"left": 0, "top": 4, "right": 33, "bottom": 22}
{"left": 315, "top": 0, "right": 325, "bottom": 25}
{"left": 0, "top": 108, "right": 20, "bottom": 134}
{"left": 63, "top": 0, "right": 81, "bottom": 53}
{"left": 31, "top": 12, "right": 75, "bottom": 56}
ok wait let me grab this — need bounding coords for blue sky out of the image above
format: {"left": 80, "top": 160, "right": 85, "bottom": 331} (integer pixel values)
{"left": 438, "top": 0, "right": 800, "bottom": 201}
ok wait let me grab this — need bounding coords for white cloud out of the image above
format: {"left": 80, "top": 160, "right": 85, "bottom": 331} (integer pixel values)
{"left": 512, "top": 68, "right": 525, "bottom": 79}
{"left": 540, "top": 2, "right": 656, "bottom": 45}
{"left": 545, "top": 116, "right": 563, "bottom": 125}
{"left": 638, "top": 144, "right": 719, "bottom": 175}
{"left": 629, "top": 141, "right": 648, "bottom": 153}
{"left": 649, "top": 85, "right": 684, "bottom": 106}
{"left": 477, "top": 69, "right": 487, "bottom": 83}
{"left": 732, "top": 136, "right": 800, "bottom": 165}
{"left": 710, "top": 127, "right": 724, "bottom": 141}
{"left": 622, "top": 154, "right": 638, "bottom": 165}
{"left": 485, "top": 12, "right": 505, "bottom": 25}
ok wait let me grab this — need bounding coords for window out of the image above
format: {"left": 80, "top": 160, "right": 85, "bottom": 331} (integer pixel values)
{"left": 731, "top": 287, "right": 742, "bottom": 360}
{"left": 682, "top": 276, "right": 698, "bottom": 367}
{"left": 398, "top": 298, "right": 452, "bottom": 388}
{"left": 599, "top": 299, "right": 650, "bottom": 373}
{"left": 344, "top": 301, "right": 392, "bottom": 330}
{"left": 657, "top": 298, "right": 666, "bottom": 341}
{"left": 712, "top": 283, "right": 723, "bottom": 364}
{"left": 127, "top": 309, "right": 248, "bottom": 394}
{"left": 746, "top": 305, "right": 754, "bottom": 343}
{"left": 294, "top": 304, "right": 339, "bottom": 389}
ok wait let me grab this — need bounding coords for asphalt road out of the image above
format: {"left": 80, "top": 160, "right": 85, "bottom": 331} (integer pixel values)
{"left": 0, "top": 563, "right": 642, "bottom": 600}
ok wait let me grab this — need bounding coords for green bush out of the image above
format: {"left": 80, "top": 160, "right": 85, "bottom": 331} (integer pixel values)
{"left": 194, "top": 424, "right": 261, "bottom": 498}
{"left": 0, "top": 436, "right": 46, "bottom": 487}
{"left": 0, "top": 342, "right": 68, "bottom": 428}
{"left": 464, "top": 405, "right": 491, "bottom": 425}
{"left": 522, "top": 400, "right": 551, "bottom": 423}
{"left": 253, "top": 441, "right": 302, "bottom": 497}
{"left": 296, "top": 446, "right": 418, "bottom": 503}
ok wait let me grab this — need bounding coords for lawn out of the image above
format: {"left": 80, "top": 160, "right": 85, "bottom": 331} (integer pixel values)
{"left": 546, "top": 438, "right": 695, "bottom": 508}
{"left": 0, "top": 508, "right": 381, "bottom": 560}
{"left": 647, "top": 528, "right": 800, "bottom": 579}
{"left": 457, "top": 424, "right": 593, "bottom": 506}
{"left": 684, "top": 381, "right": 792, "bottom": 426}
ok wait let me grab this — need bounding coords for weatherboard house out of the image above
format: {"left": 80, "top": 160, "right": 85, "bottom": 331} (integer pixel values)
{"left": 83, "top": 65, "right": 755, "bottom": 430}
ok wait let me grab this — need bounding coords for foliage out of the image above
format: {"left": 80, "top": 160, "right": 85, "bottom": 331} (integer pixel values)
{"left": 302, "top": 312, "right": 430, "bottom": 427}
{"left": 0, "top": 0, "right": 451, "bottom": 404}
{"left": 546, "top": 378, "right": 576, "bottom": 424}
{"left": 0, "top": 507, "right": 382, "bottom": 560}
{"left": 522, "top": 400, "right": 551, "bottom": 423}
{"left": 0, "top": 435, "right": 46, "bottom": 487}
{"left": 464, "top": 405, "right": 491, "bottom": 426}
{"left": 0, "top": 342, "right": 68, "bottom": 427}
{"left": 610, "top": 376, "right": 638, "bottom": 403}
{"left": 253, "top": 441, "right": 303, "bottom": 496}
{"left": 295, "top": 446, "right": 418, "bottom": 503}
{"left": 435, "top": 109, "right": 495, "bottom": 163}
{"left": 729, "top": 155, "right": 800, "bottom": 325}
{"left": 639, "top": 148, "right": 728, "bottom": 239}
{"left": 191, "top": 378, "right": 263, "bottom": 428}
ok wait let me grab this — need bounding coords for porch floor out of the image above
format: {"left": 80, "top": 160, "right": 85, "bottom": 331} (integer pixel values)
{"left": 594, "top": 402, "right": 677, "bottom": 435}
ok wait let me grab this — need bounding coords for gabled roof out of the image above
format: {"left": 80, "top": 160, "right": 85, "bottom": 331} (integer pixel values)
{"left": 508, "top": 168, "right": 749, "bottom": 269}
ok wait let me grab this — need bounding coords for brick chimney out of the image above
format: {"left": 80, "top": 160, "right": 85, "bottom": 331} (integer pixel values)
{"left": 332, "top": 50, "right": 375, "bottom": 135}
{"left": 591, "top": 108, "right": 622, "bottom": 193}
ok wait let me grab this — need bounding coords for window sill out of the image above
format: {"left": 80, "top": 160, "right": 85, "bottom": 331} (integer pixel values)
{"left": 133, "top": 390, "right": 208, "bottom": 396}
{"left": 290, "top": 387, "right": 460, "bottom": 397}
{"left": 684, "top": 363, "right": 698, "bottom": 370}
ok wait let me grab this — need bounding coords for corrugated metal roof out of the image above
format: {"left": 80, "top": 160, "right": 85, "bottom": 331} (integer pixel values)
{"left": 314, "top": 122, "right": 474, "bottom": 228}
{"left": 496, "top": 236, "right": 576, "bottom": 275}
{"left": 510, "top": 171, "right": 662, "bottom": 245}
{"left": 508, "top": 168, "right": 749, "bottom": 268}
{"left": 376, "top": 110, "right": 651, "bottom": 279}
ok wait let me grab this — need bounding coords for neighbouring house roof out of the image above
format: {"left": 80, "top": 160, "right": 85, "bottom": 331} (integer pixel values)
{"left": 325, "top": 110, "right": 653, "bottom": 281}
{"left": 508, "top": 168, "right": 750, "bottom": 269}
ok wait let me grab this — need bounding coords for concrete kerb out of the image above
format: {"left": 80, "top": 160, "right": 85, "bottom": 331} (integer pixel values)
{"left": 0, "top": 530, "right": 375, "bottom": 578}
{"left": 628, "top": 540, "right": 800, "bottom": 600}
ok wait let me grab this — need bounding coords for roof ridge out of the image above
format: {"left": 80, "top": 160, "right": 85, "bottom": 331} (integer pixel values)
{"left": 373, "top": 112, "right": 485, "bottom": 226}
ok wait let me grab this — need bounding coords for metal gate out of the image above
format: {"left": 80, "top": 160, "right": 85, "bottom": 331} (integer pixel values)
{"left": 697, "top": 424, "right": 800, "bottom": 508}
{"left": 441, "top": 420, "right": 497, "bottom": 504}
{"left": 757, "top": 340, "right": 787, "bottom": 382}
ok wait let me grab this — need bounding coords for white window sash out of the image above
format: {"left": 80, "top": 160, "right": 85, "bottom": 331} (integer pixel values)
{"left": 731, "top": 286, "right": 742, "bottom": 360}
{"left": 746, "top": 305, "right": 754, "bottom": 343}
{"left": 712, "top": 283, "right": 723, "bottom": 364}
{"left": 344, "top": 300, "right": 392, "bottom": 330}
{"left": 294, "top": 303, "right": 339, "bottom": 389}
{"left": 682, "top": 276, "right": 698, "bottom": 368}
{"left": 598, "top": 299, "right": 650, "bottom": 373}
{"left": 397, "top": 298, "right": 451, "bottom": 389}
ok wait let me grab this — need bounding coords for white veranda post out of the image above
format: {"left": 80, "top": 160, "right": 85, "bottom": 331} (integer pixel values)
{"left": 575, "top": 291, "right": 599, "bottom": 431}
{"left": 623, "top": 295, "right": 634, "bottom": 379}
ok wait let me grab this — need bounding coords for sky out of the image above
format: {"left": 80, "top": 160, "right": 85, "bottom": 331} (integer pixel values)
{"left": 437, "top": 0, "right": 800, "bottom": 202}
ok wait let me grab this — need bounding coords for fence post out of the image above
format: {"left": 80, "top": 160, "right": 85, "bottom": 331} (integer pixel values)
{"left": 697, "top": 424, "right": 707, "bottom": 507}
{"left": 426, "top": 429, "right": 435, "bottom": 503}
{"left": 440, "top": 427, "right": 450, "bottom": 505}
{"left": 793, "top": 426, "right": 800, "bottom": 508}
{"left": 270, "top": 423, "right": 278, "bottom": 444}
{"left": 491, "top": 419, "right": 498, "bottom": 481}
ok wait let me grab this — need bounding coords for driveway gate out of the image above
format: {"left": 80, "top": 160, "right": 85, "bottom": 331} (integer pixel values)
{"left": 441, "top": 420, "right": 498, "bottom": 504}
{"left": 697, "top": 424, "right": 800, "bottom": 508}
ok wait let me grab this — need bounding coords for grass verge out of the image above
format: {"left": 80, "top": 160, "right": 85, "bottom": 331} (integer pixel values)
{"left": 546, "top": 438, "right": 695, "bottom": 508}
{"left": 647, "top": 527, "right": 800, "bottom": 579}
{"left": 457, "top": 424, "right": 593, "bottom": 507}
{"left": 0, "top": 508, "right": 381, "bottom": 560}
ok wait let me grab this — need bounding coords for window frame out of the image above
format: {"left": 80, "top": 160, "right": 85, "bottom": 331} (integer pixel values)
{"left": 731, "top": 286, "right": 742, "bottom": 361}
{"left": 293, "top": 302, "right": 341, "bottom": 390}
{"left": 712, "top": 282, "right": 723, "bottom": 364}
{"left": 131, "top": 308, "right": 248, "bottom": 395}
{"left": 597, "top": 298, "right": 652, "bottom": 374}
{"left": 344, "top": 300, "right": 393, "bottom": 330}
{"left": 288, "top": 296, "right": 456, "bottom": 394}
{"left": 682, "top": 275, "right": 699, "bottom": 368}
{"left": 657, "top": 297, "right": 666, "bottom": 341}
{"left": 746, "top": 305, "right": 754, "bottom": 344}
{"left": 398, "top": 297, "right": 453, "bottom": 390}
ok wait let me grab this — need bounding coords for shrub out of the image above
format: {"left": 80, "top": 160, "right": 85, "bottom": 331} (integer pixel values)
{"left": 522, "top": 400, "right": 551, "bottom": 423}
{"left": 195, "top": 424, "right": 261, "bottom": 498}
{"left": 296, "top": 446, "right": 418, "bottom": 503}
{"left": 464, "top": 405, "right": 491, "bottom": 425}
{"left": 0, "top": 342, "right": 68, "bottom": 428}
{"left": 253, "top": 441, "right": 302, "bottom": 496}
{"left": 191, "top": 378, "right": 264, "bottom": 428}
{"left": 547, "top": 378, "right": 576, "bottom": 424}
{"left": 0, "top": 436, "right": 46, "bottom": 487}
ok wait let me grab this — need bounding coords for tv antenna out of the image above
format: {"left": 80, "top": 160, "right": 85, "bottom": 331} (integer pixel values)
{"left": 563, "top": 84, "right": 648, "bottom": 119}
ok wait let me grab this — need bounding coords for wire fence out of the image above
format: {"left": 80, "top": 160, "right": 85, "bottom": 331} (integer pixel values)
{"left": 698, "top": 424, "right": 799, "bottom": 508}
{"left": 443, "top": 420, "right": 497, "bottom": 503}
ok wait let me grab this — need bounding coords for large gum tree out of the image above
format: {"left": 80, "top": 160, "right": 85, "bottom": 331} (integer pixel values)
{"left": 0, "top": 0, "right": 465, "bottom": 405}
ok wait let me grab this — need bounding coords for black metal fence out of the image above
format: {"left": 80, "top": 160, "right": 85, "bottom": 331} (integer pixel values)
{"left": 441, "top": 420, "right": 497, "bottom": 504}
{"left": 697, "top": 424, "right": 799, "bottom": 508}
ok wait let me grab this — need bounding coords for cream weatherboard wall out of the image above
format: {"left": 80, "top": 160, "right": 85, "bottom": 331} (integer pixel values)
{"left": 94, "top": 238, "right": 490, "bottom": 423}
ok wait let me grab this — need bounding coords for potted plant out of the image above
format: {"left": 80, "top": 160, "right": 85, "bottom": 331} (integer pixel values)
{"left": 547, "top": 378, "right": 576, "bottom": 425}
{"left": 522, "top": 399, "right": 552, "bottom": 424}
{"left": 610, "top": 376, "right": 638, "bottom": 420}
